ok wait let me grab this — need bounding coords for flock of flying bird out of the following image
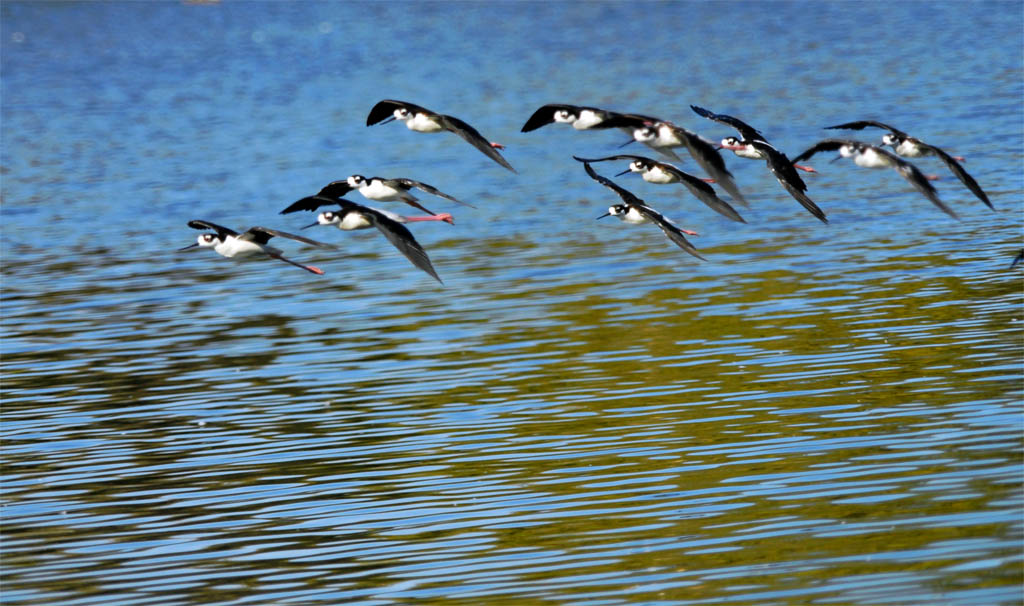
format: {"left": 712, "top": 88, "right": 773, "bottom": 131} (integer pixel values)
{"left": 180, "top": 99, "right": 1000, "bottom": 282}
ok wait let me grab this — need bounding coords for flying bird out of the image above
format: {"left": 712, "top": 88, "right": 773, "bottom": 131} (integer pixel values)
{"left": 367, "top": 99, "right": 515, "bottom": 172}
{"left": 284, "top": 176, "right": 469, "bottom": 223}
{"left": 581, "top": 162, "right": 706, "bottom": 261}
{"left": 520, "top": 103, "right": 646, "bottom": 132}
{"left": 571, "top": 154, "right": 745, "bottom": 223}
{"left": 691, "top": 105, "right": 827, "bottom": 224}
{"left": 282, "top": 195, "right": 443, "bottom": 282}
{"left": 179, "top": 220, "right": 335, "bottom": 275}
{"left": 825, "top": 119, "right": 992, "bottom": 209}
{"left": 792, "top": 139, "right": 958, "bottom": 219}
{"left": 622, "top": 116, "right": 750, "bottom": 208}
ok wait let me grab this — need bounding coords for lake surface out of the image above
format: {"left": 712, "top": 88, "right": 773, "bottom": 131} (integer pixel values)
{"left": 2, "top": 1, "right": 1022, "bottom": 604}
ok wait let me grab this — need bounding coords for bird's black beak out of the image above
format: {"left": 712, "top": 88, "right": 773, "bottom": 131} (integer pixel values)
{"left": 178, "top": 243, "right": 199, "bottom": 251}
{"left": 615, "top": 168, "right": 631, "bottom": 177}
{"left": 302, "top": 221, "right": 320, "bottom": 229}
{"left": 829, "top": 154, "right": 844, "bottom": 164}
{"left": 618, "top": 138, "right": 636, "bottom": 148}
{"left": 596, "top": 212, "right": 611, "bottom": 220}
{"left": 378, "top": 116, "right": 397, "bottom": 125}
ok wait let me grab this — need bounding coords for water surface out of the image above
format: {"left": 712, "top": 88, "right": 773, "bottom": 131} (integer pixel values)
{"left": 2, "top": 2, "right": 1022, "bottom": 604}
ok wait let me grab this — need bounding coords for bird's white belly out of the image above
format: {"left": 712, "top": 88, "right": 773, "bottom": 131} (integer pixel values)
{"left": 642, "top": 166, "right": 677, "bottom": 184}
{"left": 218, "top": 239, "right": 270, "bottom": 258}
{"left": 619, "top": 207, "right": 649, "bottom": 225}
{"left": 854, "top": 149, "right": 892, "bottom": 169}
{"left": 733, "top": 146, "right": 764, "bottom": 160}
{"left": 361, "top": 181, "right": 400, "bottom": 200}
{"left": 338, "top": 213, "right": 374, "bottom": 230}
{"left": 573, "top": 110, "right": 604, "bottom": 129}
{"left": 894, "top": 140, "right": 927, "bottom": 157}
{"left": 407, "top": 114, "right": 444, "bottom": 133}
{"left": 653, "top": 125, "right": 683, "bottom": 147}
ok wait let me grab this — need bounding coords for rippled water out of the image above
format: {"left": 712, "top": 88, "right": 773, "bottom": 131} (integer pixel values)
{"left": 2, "top": 1, "right": 1022, "bottom": 604}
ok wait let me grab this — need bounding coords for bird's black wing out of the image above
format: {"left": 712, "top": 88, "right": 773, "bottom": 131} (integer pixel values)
{"left": 366, "top": 99, "right": 432, "bottom": 126}
{"left": 671, "top": 168, "right": 747, "bottom": 224}
{"left": 690, "top": 105, "right": 765, "bottom": 142}
{"left": 441, "top": 114, "right": 516, "bottom": 173}
{"left": 791, "top": 138, "right": 857, "bottom": 164}
{"left": 750, "top": 140, "right": 828, "bottom": 224}
{"left": 673, "top": 125, "right": 748, "bottom": 206}
{"left": 360, "top": 207, "right": 442, "bottom": 283}
{"left": 393, "top": 178, "right": 473, "bottom": 207}
{"left": 520, "top": 103, "right": 579, "bottom": 132}
{"left": 188, "top": 219, "right": 238, "bottom": 237}
{"left": 571, "top": 154, "right": 652, "bottom": 164}
{"left": 634, "top": 204, "right": 707, "bottom": 261}
{"left": 581, "top": 161, "right": 644, "bottom": 206}
{"left": 920, "top": 143, "right": 993, "bottom": 209}
{"left": 315, "top": 180, "right": 355, "bottom": 199}
{"left": 825, "top": 120, "right": 908, "bottom": 138}
{"left": 885, "top": 151, "right": 959, "bottom": 220}
{"left": 245, "top": 226, "right": 339, "bottom": 249}
{"left": 281, "top": 194, "right": 346, "bottom": 214}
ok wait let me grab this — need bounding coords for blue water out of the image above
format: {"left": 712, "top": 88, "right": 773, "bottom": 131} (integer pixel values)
{"left": 2, "top": 2, "right": 1022, "bottom": 605}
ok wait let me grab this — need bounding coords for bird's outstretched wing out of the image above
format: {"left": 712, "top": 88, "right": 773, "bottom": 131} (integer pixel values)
{"left": 634, "top": 205, "right": 707, "bottom": 261}
{"left": 366, "top": 99, "right": 432, "bottom": 126}
{"left": 440, "top": 114, "right": 516, "bottom": 172}
{"left": 825, "top": 120, "right": 908, "bottom": 138}
{"left": 188, "top": 219, "right": 238, "bottom": 237}
{"left": 245, "top": 226, "right": 339, "bottom": 249}
{"left": 393, "top": 178, "right": 473, "bottom": 207}
{"left": 690, "top": 105, "right": 765, "bottom": 142}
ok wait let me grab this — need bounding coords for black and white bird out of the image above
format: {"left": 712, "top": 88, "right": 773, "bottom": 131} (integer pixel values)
{"left": 571, "top": 154, "right": 745, "bottom": 223}
{"left": 690, "top": 105, "right": 828, "bottom": 224}
{"left": 689, "top": 105, "right": 817, "bottom": 173}
{"left": 366, "top": 99, "right": 515, "bottom": 172}
{"left": 520, "top": 103, "right": 643, "bottom": 132}
{"left": 622, "top": 116, "right": 750, "bottom": 208}
{"left": 581, "top": 162, "right": 706, "bottom": 261}
{"left": 282, "top": 195, "right": 443, "bottom": 282}
{"left": 792, "top": 139, "right": 958, "bottom": 219}
{"left": 179, "top": 220, "right": 336, "bottom": 275}
{"left": 284, "top": 176, "right": 468, "bottom": 223}
{"left": 825, "top": 120, "right": 992, "bottom": 209}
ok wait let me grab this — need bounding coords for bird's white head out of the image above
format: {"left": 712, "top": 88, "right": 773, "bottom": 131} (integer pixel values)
{"left": 179, "top": 232, "right": 220, "bottom": 251}
{"left": 839, "top": 144, "right": 858, "bottom": 158}
{"left": 554, "top": 109, "right": 577, "bottom": 124}
{"left": 629, "top": 160, "right": 650, "bottom": 173}
{"left": 634, "top": 126, "right": 657, "bottom": 143}
{"left": 596, "top": 204, "right": 628, "bottom": 220}
{"left": 880, "top": 133, "right": 897, "bottom": 147}
{"left": 393, "top": 107, "right": 412, "bottom": 122}
{"left": 196, "top": 233, "right": 219, "bottom": 247}
{"left": 317, "top": 211, "right": 341, "bottom": 226}
{"left": 347, "top": 175, "right": 366, "bottom": 188}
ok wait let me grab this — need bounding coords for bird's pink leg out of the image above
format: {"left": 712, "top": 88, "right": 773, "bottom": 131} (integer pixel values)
{"left": 681, "top": 228, "right": 699, "bottom": 236}
{"left": 925, "top": 174, "right": 941, "bottom": 181}
{"left": 490, "top": 141, "right": 505, "bottom": 149}
{"left": 794, "top": 163, "right": 817, "bottom": 173}
{"left": 403, "top": 213, "right": 455, "bottom": 225}
{"left": 270, "top": 253, "right": 325, "bottom": 275}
